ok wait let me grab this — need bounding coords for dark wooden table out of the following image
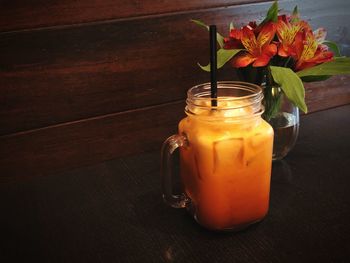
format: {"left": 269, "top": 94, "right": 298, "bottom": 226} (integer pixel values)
{"left": 1, "top": 105, "right": 350, "bottom": 262}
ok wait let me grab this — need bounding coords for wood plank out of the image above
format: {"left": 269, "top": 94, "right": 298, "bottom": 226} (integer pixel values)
{"left": 1, "top": 0, "right": 349, "bottom": 136}
{"left": 305, "top": 76, "right": 350, "bottom": 113}
{"left": 1, "top": 81, "right": 349, "bottom": 181}
{"left": 0, "top": 101, "right": 184, "bottom": 181}
{"left": 0, "top": 0, "right": 269, "bottom": 32}
{"left": 0, "top": 2, "right": 267, "bottom": 135}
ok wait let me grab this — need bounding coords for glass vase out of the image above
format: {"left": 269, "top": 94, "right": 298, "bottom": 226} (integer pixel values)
{"left": 263, "top": 87, "right": 299, "bottom": 160}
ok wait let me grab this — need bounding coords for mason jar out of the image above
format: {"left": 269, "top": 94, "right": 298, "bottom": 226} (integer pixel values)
{"left": 161, "top": 81, "right": 274, "bottom": 231}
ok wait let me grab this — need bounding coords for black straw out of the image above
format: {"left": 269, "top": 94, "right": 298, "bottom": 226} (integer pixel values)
{"left": 209, "top": 25, "right": 218, "bottom": 107}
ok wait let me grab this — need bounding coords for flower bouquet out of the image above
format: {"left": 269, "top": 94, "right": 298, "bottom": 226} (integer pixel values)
{"left": 193, "top": 1, "right": 350, "bottom": 159}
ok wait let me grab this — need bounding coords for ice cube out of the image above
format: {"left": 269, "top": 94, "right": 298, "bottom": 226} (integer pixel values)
{"left": 213, "top": 137, "right": 245, "bottom": 174}
{"left": 245, "top": 131, "right": 272, "bottom": 168}
{"left": 192, "top": 133, "right": 216, "bottom": 180}
{"left": 249, "top": 133, "right": 265, "bottom": 149}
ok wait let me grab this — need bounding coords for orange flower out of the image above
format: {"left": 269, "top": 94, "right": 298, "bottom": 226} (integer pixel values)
{"left": 232, "top": 22, "right": 277, "bottom": 67}
{"left": 294, "top": 30, "right": 333, "bottom": 71}
{"left": 224, "top": 28, "right": 243, "bottom": 49}
{"left": 276, "top": 15, "right": 305, "bottom": 57}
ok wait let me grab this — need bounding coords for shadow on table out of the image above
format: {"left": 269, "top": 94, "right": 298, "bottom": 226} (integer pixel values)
{"left": 133, "top": 189, "right": 265, "bottom": 239}
{"left": 272, "top": 159, "right": 293, "bottom": 183}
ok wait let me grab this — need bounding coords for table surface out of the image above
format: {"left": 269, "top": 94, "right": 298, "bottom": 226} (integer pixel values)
{"left": 1, "top": 105, "right": 350, "bottom": 262}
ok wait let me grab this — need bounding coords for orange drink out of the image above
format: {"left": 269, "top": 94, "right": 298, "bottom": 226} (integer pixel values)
{"left": 161, "top": 82, "right": 273, "bottom": 231}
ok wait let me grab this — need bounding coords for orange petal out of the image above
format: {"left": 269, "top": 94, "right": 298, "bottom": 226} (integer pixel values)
{"left": 307, "top": 50, "right": 333, "bottom": 64}
{"left": 241, "top": 26, "right": 257, "bottom": 53}
{"left": 278, "top": 15, "right": 288, "bottom": 24}
{"left": 298, "top": 50, "right": 334, "bottom": 70}
{"left": 252, "top": 54, "right": 271, "bottom": 67}
{"left": 252, "top": 44, "right": 276, "bottom": 67}
{"left": 294, "top": 31, "right": 305, "bottom": 59}
{"left": 299, "top": 20, "right": 312, "bottom": 33}
{"left": 230, "top": 28, "right": 242, "bottom": 39}
{"left": 263, "top": 43, "right": 277, "bottom": 57}
{"left": 295, "top": 47, "right": 333, "bottom": 70}
{"left": 231, "top": 52, "right": 256, "bottom": 68}
{"left": 276, "top": 19, "right": 289, "bottom": 41}
{"left": 295, "top": 61, "right": 316, "bottom": 71}
{"left": 257, "top": 22, "right": 276, "bottom": 47}
{"left": 278, "top": 45, "right": 290, "bottom": 57}
{"left": 300, "top": 31, "right": 318, "bottom": 61}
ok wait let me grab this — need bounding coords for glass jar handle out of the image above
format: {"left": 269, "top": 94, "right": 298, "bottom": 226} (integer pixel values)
{"left": 161, "top": 134, "right": 189, "bottom": 208}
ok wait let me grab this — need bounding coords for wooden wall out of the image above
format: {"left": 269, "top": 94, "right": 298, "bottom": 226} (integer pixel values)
{"left": 1, "top": 0, "right": 350, "bottom": 180}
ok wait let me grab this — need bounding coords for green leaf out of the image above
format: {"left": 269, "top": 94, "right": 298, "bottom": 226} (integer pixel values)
{"left": 291, "top": 6, "right": 300, "bottom": 23}
{"left": 229, "top": 21, "right": 234, "bottom": 31}
{"left": 300, "top": 75, "right": 331, "bottom": 82}
{"left": 297, "top": 57, "right": 350, "bottom": 77}
{"left": 270, "top": 66, "right": 307, "bottom": 113}
{"left": 216, "top": 33, "right": 225, "bottom": 49}
{"left": 191, "top": 19, "right": 225, "bottom": 48}
{"left": 198, "top": 49, "right": 242, "bottom": 71}
{"left": 292, "top": 6, "right": 299, "bottom": 16}
{"left": 191, "top": 19, "right": 209, "bottom": 30}
{"left": 262, "top": 87, "right": 283, "bottom": 121}
{"left": 261, "top": 1, "right": 278, "bottom": 24}
{"left": 323, "top": 41, "right": 341, "bottom": 56}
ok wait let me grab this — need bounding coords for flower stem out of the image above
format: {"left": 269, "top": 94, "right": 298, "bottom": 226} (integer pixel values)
{"left": 262, "top": 66, "right": 282, "bottom": 121}
{"left": 284, "top": 56, "right": 292, "bottom": 68}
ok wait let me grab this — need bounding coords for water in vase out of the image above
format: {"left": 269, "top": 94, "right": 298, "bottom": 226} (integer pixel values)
{"left": 269, "top": 112, "right": 299, "bottom": 160}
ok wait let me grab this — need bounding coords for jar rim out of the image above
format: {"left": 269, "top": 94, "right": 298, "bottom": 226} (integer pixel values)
{"left": 187, "top": 81, "right": 263, "bottom": 103}
{"left": 185, "top": 81, "right": 264, "bottom": 120}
